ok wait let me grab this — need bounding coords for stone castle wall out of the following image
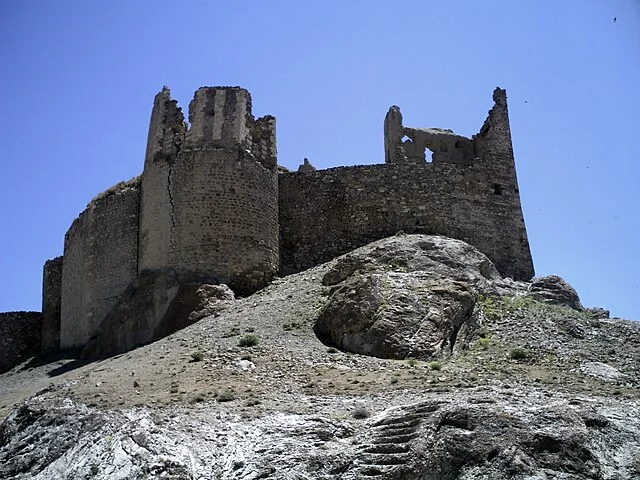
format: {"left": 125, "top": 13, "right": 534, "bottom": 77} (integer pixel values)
{"left": 41, "top": 256, "right": 63, "bottom": 353}
{"left": 0, "top": 312, "right": 41, "bottom": 373}
{"left": 281, "top": 87, "right": 532, "bottom": 281}
{"left": 60, "top": 181, "right": 140, "bottom": 349}
{"left": 279, "top": 161, "right": 531, "bottom": 281}
{"left": 139, "top": 87, "right": 278, "bottom": 293}
{"left": 41, "top": 85, "right": 533, "bottom": 355}
{"left": 166, "top": 149, "right": 278, "bottom": 292}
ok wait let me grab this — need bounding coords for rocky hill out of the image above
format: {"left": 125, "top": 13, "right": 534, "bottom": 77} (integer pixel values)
{"left": 1, "top": 235, "right": 639, "bottom": 479}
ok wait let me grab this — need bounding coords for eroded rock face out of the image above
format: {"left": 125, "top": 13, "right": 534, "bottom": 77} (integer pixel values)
{"left": 314, "top": 235, "right": 502, "bottom": 360}
{"left": 2, "top": 393, "right": 638, "bottom": 480}
{"left": 82, "top": 269, "right": 234, "bottom": 358}
{"left": 529, "top": 275, "right": 583, "bottom": 311}
{"left": 315, "top": 271, "right": 476, "bottom": 359}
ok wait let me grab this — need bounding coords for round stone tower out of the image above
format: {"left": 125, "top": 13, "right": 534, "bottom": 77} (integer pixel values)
{"left": 139, "top": 86, "right": 279, "bottom": 294}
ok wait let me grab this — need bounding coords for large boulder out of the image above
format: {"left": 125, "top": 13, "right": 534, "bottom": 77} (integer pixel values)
{"left": 314, "top": 235, "right": 499, "bottom": 359}
{"left": 528, "top": 275, "right": 583, "bottom": 310}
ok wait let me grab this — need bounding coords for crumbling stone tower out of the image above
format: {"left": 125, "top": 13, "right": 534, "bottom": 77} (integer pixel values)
{"left": 140, "top": 86, "right": 279, "bottom": 293}
{"left": 280, "top": 88, "right": 533, "bottom": 281}
{"left": 382, "top": 87, "right": 533, "bottom": 280}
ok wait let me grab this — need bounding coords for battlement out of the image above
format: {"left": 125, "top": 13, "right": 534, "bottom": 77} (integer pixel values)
{"left": 145, "top": 87, "right": 276, "bottom": 169}
{"left": 186, "top": 86, "right": 251, "bottom": 148}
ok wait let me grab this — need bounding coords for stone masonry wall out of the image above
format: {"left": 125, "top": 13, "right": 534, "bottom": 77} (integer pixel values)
{"left": 140, "top": 87, "right": 279, "bottom": 293}
{"left": 60, "top": 182, "right": 140, "bottom": 349}
{"left": 280, "top": 88, "right": 533, "bottom": 281}
{"left": 167, "top": 149, "right": 279, "bottom": 293}
{"left": 279, "top": 161, "right": 530, "bottom": 280}
{"left": 0, "top": 312, "right": 41, "bottom": 373}
{"left": 41, "top": 256, "right": 63, "bottom": 353}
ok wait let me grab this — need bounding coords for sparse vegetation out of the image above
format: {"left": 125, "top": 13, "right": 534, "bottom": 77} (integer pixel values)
{"left": 238, "top": 333, "right": 260, "bottom": 347}
{"left": 352, "top": 406, "right": 372, "bottom": 419}
{"left": 477, "top": 337, "right": 492, "bottom": 350}
{"left": 222, "top": 326, "right": 241, "bottom": 338}
{"left": 509, "top": 347, "right": 529, "bottom": 360}
{"left": 428, "top": 361, "right": 442, "bottom": 371}
{"left": 217, "top": 390, "right": 235, "bottom": 402}
{"left": 190, "top": 350, "right": 204, "bottom": 362}
{"left": 406, "top": 358, "right": 418, "bottom": 366}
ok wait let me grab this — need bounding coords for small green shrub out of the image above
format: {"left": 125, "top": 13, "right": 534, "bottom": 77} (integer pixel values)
{"left": 283, "top": 321, "right": 302, "bottom": 331}
{"left": 217, "top": 390, "right": 235, "bottom": 402}
{"left": 509, "top": 347, "right": 529, "bottom": 360}
{"left": 190, "top": 350, "right": 204, "bottom": 362}
{"left": 238, "top": 333, "right": 260, "bottom": 347}
{"left": 428, "top": 361, "right": 442, "bottom": 371}
{"left": 190, "top": 393, "right": 206, "bottom": 403}
{"left": 477, "top": 337, "right": 491, "bottom": 350}
{"left": 222, "top": 326, "right": 241, "bottom": 338}
{"left": 406, "top": 358, "right": 418, "bottom": 366}
{"left": 352, "top": 406, "right": 372, "bottom": 419}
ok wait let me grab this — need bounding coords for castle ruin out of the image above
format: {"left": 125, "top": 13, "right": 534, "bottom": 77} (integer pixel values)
{"left": 37, "top": 85, "right": 533, "bottom": 355}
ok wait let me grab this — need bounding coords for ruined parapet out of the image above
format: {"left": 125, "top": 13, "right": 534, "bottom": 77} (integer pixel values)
{"left": 41, "top": 256, "right": 63, "bottom": 353}
{"left": 139, "top": 86, "right": 279, "bottom": 294}
{"left": 403, "top": 127, "right": 475, "bottom": 164}
{"left": 145, "top": 87, "right": 186, "bottom": 168}
{"left": 251, "top": 115, "right": 277, "bottom": 168}
{"left": 384, "top": 106, "right": 406, "bottom": 164}
{"left": 385, "top": 105, "right": 474, "bottom": 165}
{"left": 60, "top": 180, "right": 140, "bottom": 350}
{"left": 186, "top": 87, "right": 251, "bottom": 149}
{"left": 281, "top": 88, "right": 534, "bottom": 281}
{"left": 473, "top": 87, "right": 513, "bottom": 158}
{"left": 297, "top": 158, "right": 316, "bottom": 172}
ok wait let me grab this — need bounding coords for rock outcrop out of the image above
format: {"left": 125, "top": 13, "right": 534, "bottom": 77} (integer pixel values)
{"left": 529, "top": 275, "right": 584, "bottom": 310}
{"left": 316, "top": 235, "right": 514, "bottom": 359}
{"left": 1, "top": 234, "right": 637, "bottom": 479}
{"left": 1, "top": 390, "right": 638, "bottom": 479}
{"left": 82, "top": 269, "right": 234, "bottom": 358}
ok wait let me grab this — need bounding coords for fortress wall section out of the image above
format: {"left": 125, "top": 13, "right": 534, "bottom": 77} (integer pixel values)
{"left": 138, "top": 159, "right": 172, "bottom": 271}
{"left": 60, "top": 184, "right": 140, "bottom": 349}
{"left": 472, "top": 88, "right": 534, "bottom": 279}
{"left": 165, "top": 149, "right": 279, "bottom": 293}
{"left": 41, "top": 256, "right": 63, "bottom": 353}
{"left": 279, "top": 160, "right": 532, "bottom": 280}
{"left": 140, "top": 87, "right": 279, "bottom": 293}
{"left": 0, "top": 312, "right": 42, "bottom": 373}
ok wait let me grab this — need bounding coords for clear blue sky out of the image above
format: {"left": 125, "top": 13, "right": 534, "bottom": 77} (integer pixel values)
{"left": 1, "top": 1, "right": 639, "bottom": 319}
